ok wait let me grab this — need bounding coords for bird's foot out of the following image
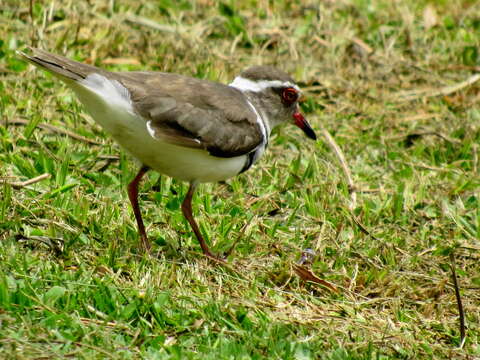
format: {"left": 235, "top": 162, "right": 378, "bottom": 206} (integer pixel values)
{"left": 204, "top": 250, "right": 227, "bottom": 263}
{"left": 203, "top": 240, "right": 238, "bottom": 263}
{"left": 140, "top": 234, "right": 152, "bottom": 254}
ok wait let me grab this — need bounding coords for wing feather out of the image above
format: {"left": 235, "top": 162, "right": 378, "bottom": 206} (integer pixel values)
{"left": 117, "top": 72, "right": 264, "bottom": 158}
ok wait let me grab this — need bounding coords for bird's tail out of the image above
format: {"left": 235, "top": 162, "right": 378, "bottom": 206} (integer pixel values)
{"left": 17, "top": 47, "right": 107, "bottom": 82}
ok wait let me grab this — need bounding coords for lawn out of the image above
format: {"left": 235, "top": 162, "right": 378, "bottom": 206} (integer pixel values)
{"left": 1, "top": 0, "right": 479, "bottom": 358}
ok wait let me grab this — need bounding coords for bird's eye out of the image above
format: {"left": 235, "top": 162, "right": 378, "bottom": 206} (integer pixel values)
{"left": 281, "top": 87, "right": 298, "bottom": 105}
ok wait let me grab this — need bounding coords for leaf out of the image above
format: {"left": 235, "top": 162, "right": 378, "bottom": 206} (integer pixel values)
{"left": 45, "top": 183, "right": 78, "bottom": 198}
{"left": 293, "top": 264, "right": 338, "bottom": 293}
{"left": 44, "top": 286, "right": 67, "bottom": 304}
{"left": 192, "top": 319, "right": 204, "bottom": 329}
{"left": 120, "top": 302, "right": 138, "bottom": 320}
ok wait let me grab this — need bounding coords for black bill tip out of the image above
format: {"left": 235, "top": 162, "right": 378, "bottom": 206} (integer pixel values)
{"left": 293, "top": 112, "right": 317, "bottom": 140}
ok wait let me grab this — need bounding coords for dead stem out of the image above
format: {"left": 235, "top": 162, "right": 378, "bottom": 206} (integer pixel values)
{"left": 2, "top": 118, "right": 101, "bottom": 145}
{"left": 393, "top": 73, "right": 480, "bottom": 102}
{"left": 320, "top": 127, "right": 357, "bottom": 211}
{"left": 2, "top": 173, "right": 51, "bottom": 189}
{"left": 449, "top": 252, "right": 466, "bottom": 349}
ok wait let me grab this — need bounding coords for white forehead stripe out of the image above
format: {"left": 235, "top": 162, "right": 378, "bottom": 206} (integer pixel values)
{"left": 229, "top": 76, "right": 300, "bottom": 93}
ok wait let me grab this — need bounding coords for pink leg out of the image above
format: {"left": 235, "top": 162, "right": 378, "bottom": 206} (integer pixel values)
{"left": 127, "top": 166, "right": 150, "bottom": 251}
{"left": 181, "top": 182, "right": 219, "bottom": 259}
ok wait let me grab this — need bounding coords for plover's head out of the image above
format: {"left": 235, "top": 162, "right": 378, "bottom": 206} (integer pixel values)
{"left": 230, "top": 65, "right": 316, "bottom": 140}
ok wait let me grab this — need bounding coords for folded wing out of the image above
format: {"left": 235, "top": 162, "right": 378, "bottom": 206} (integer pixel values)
{"left": 118, "top": 72, "right": 264, "bottom": 158}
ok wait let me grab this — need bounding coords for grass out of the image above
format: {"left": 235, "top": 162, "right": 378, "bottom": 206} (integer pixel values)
{"left": 1, "top": 0, "right": 480, "bottom": 358}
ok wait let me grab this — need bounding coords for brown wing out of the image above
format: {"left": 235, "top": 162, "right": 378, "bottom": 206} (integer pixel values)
{"left": 116, "top": 72, "right": 263, "bottom": 158}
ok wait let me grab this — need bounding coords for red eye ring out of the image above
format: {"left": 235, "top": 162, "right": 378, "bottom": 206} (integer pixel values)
{"left": 282, "top": 87, "right": 298, "bottom": 104}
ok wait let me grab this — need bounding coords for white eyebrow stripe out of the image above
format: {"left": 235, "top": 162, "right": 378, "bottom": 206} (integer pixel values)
{"left": 229, "top": 76, "right": 300, "bottom": 93}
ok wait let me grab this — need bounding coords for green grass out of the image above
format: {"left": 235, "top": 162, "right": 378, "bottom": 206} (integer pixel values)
{"left": 1, "top": 0, "right": 480, "bottom": 358}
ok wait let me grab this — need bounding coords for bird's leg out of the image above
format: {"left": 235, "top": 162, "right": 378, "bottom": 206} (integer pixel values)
{"left": 127, "top": 165, "right": 150, "bottom": 252}
{"left": 181, "top": 182, "right": 219, "bottom": 260}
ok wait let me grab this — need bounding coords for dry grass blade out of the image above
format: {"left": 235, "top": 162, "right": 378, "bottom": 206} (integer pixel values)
{"left": 449, "top": 252, "right": 466, "bottom": 349}
{"left": 2, "top": 173, "right": 51, "bottom": 189}
{"left": 16, "top": 234, "right": 64, "bottom": 255}
{"left": 393, "top": 73, "right": 480, "bottom": 102}
{"left": 124, "top": 13, "right": 177, "bottom": 33}
{"left": 320, "top": 128, "right": 379, "bottom": 239}
{"left": 350, "top": 214, "right": 378, "bottom": 241}
{"left": 72, "top": 342, "right": 116, "bottom": 358}
{"left": 351, "top": 37, "right": 373, "bottom": 55}
{"left": 2, "top": 118, "right": 102, "bottom": 145}
{"left": 320, "top": 127, "right": 357, "bottom": 210}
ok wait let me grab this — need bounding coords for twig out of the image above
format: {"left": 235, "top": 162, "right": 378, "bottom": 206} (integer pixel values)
{"left": 79, "top": 317, "right": 132, "bottom": 332}
{"left": 73, "top": 342, "right": 115, "bottom": 359}
{"left": 351, "top": 37, "right": 373, "bottom": 55}
{"left": 350, "top": 214, "right": 378, "bottom": 240}
{"left": 449, "top": 252, "right": 466, "bottom": 349}
{"left": 400, "top": 113, "right": 439, "bottom": 123}
{"left": 321, "top": 127, "right": 357, "bottom": 210}
{"left": 441, "top": 64, "right": 480, "bottom": 72}
{"left": 348, "top": 263, "right": 359, "bottom": 292}
{"left": 2, "top": 173, "right": 51, "bottom": 189}
{"left": 16, "top": 234, "right": 64, "bottom": 255}
{"left": 2, "top": 119, "right": 102, "bottom": 145}
{"left": 398, "top": 160, "right": 463, "bottom": 175}
{"left": 312, "top": 35, "right": 331, "bottom": 48}
{"left": 393, "top": 73, "right": 480, "bottom": 102}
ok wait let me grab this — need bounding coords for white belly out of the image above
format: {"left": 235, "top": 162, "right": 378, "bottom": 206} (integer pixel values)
{"left": 69, "top": 75, "right": 246, "bottom": 183}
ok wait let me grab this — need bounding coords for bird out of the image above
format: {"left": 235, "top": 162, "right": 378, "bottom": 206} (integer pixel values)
{"left": 18, "top": 47, "right": 317, "bottom": 260}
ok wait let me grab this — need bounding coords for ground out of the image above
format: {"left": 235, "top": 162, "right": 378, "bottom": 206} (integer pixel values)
{"left": 0, "top": 0, "right": 479, "bottom": 358}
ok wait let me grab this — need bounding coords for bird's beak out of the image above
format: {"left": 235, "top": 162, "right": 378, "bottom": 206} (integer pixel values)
{"left": 293, "top": 111, "right": 317, "bottom": 140}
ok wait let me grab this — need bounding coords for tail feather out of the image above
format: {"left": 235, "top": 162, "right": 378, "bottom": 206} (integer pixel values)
{"left": 17, "top": 47, "right": 107, "bottom": 82}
